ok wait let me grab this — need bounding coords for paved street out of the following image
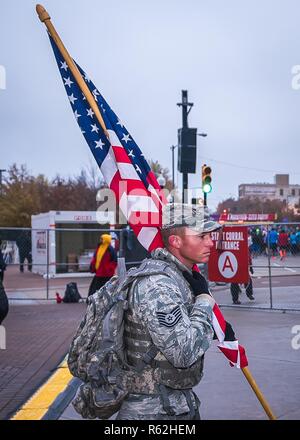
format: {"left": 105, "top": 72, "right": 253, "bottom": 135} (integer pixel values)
{"left": 1, "top": 259, "right": 300, "bottom": 421}
{"left": 1, "top": 295, "right": 299, "bottom": 420}
{"left": 198, "top": 308, "right": 300, "bottom": 420}
{"left": 251, "top": 255, "right": 300, "bottom": 276}
{"left": 59, "top": 307, "right": 300, "bottom": 420}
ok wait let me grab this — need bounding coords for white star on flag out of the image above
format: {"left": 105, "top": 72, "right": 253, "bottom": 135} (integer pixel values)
{"left": 64, "top": 77, "right": 74, "bottom": 88}
{"left": 91, "top": 124, "right": 99, "bottom": 133}
{"left": 95, "top": 139, "right": 105, "bottom": 149}
{"left": 122, "top": 134, "right": 131, "bottom": 143}
{"left": 87, "top": 108, "right": 94, "bottom": 118}
{"left": 116, "top": 119, "right": 124, "bottom": 127}
{"left": 128, "top": 150, "right": 135, "bottom": 158}
{"left": 68, "top": 93, "right": 77, "bottom": 105}
{"left": 74, "top": 110, "right": 81, "bottom": 120}
{"left": 60, "top": 61, "right": 68, "bottom": 71}
{"left": 92, "top": 89, "right": 99, "bottom": 102}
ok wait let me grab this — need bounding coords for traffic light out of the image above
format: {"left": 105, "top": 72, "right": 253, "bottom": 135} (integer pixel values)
{"left": 202, "top": 164, "right": 212, "bottom": 193}
{"left": 177, "top": 128, "right": 197, "bottom": 174}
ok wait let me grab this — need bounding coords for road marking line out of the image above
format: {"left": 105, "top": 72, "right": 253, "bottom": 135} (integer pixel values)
{"left": 284, "top": 267, "right": 297, "bottom": 273}
{"left": 11, "top": 360, "right": 72, "bottom": 420}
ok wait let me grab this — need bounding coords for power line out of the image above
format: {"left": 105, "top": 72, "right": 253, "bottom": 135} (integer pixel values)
{"left": 198, "top": 156, "right": 300, "bottom": 175}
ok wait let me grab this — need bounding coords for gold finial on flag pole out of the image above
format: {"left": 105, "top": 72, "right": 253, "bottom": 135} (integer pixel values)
{"left": 36, "top": 4, "right": 110, "bottom": 140}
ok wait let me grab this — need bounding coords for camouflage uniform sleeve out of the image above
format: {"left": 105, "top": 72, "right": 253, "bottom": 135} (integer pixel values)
{"left": 134, "top": 274, "right": 214, "bottom": 369}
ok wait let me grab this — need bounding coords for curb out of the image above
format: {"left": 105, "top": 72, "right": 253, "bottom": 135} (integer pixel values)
{"left": 11, "top": 359, "right": 77, "bottom": 420}
{"left": 42, "top": 377, "right": 81, "bottom": 420}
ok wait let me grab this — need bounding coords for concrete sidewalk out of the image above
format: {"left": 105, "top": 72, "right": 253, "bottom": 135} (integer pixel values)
{"left": 3, "top": 265, "right": 93, "bottom": 301}
{"left": 58, "top": 307, "right": 300, "bottom": 420}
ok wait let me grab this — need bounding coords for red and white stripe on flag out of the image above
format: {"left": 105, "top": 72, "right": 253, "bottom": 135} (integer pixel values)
{"left": 101, "top": 130, "right": 166, "bottom": 252}
{"left": 213, "top": 303, "right": 248, "bottom": 369}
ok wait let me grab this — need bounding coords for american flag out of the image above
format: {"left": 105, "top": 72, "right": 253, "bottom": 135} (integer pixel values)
{"left": 48, "top": 35, "right": 247, "bottom": 369}
{"left": 49, "top": 35, "right": 165, "bottom": 252}
{"left": 192, "top": 265, "right": 248, "bottom": 369}
{"left": 213, "top": 302, "right": 248, "bottom": 368}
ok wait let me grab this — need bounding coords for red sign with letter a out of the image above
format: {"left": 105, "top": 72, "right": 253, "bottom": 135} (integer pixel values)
{"left": 208, "top": 226, "right": 249, "bottom": 283}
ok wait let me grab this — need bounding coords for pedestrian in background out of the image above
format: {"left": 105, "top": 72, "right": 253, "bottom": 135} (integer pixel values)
{"left": 230, "top": 253, "right": 255, "bottom": 305}
{"left": 87, "top": 234, "right": 117, "bottom": 297}
{"left": 16, "top": 230, "right": 32, "bottom": 273}
{"left": 0, "top": 278, "right": 8, "bottom": 325}
{"left": 278, "top": 228, "right": 289, "bottom": 261}
{"left": 290, "top": 230, "right": 297, "bottom": 255}
{"left": 0, "top": 242, "right": 7, "bottom": 283}
{"left": 267, "top": 227, "right": 278, "bottom": 259}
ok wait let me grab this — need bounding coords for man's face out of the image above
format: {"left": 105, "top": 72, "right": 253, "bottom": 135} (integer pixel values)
{"left": 177, "top": 228, "right": 214, "bottom": 265}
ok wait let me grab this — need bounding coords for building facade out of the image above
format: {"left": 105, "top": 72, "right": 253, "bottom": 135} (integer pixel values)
{"left": 239, "top": 174, "right": 300, "bottom": 211}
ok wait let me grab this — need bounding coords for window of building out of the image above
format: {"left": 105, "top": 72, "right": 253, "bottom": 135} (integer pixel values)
{"left": 279, "top": 189, "right": 284, "bottom": 196}
{"left": 292, "top": 189, "right": 296, "bottom": 196}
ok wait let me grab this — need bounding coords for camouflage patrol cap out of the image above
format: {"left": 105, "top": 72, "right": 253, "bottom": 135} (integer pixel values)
{"left": 162, "top": 203, "right": 222, "bottom": 234}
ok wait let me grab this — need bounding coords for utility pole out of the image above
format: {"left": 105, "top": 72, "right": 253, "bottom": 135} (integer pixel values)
{"left": 0, "top": 169, "right": 6, "bottom": 196}
{"left": 177, "top": 90, "right": 194, "bottom": 202}
{"left": 170, "top": 145, "right": 176, "bottom": 190}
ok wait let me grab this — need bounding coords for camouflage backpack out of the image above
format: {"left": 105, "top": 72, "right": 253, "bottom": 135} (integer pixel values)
{"left": 68, "top": 260, "right": 170, "bottom": 419}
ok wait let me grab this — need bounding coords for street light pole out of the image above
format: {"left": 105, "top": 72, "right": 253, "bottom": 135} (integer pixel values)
{"left": 197, "top": 133, "right": 208, "bottom": 207}
{"left": 177, "top": 90, "right": 193, "bottom": 202}
{"left": 170, "top": 145, "right": 177, "bottom": 190}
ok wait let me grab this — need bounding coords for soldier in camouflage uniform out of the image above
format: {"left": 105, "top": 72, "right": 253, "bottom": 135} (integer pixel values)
{"left": 116, "top": 203, "right": 221, "bottom": 420}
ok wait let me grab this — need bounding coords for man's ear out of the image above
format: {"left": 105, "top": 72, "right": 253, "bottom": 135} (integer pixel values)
{"left": 168, "top": 234, "right": 181, "bottom": 249}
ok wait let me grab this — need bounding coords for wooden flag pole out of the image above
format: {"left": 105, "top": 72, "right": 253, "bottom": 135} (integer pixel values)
{"left": 36, "top": 4, "right": 109, "bottom": 139}
{"left": 242, "top": 366, "right": 276, "bottom": 420}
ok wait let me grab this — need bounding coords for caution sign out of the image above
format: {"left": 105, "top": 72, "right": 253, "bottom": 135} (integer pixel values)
{"left": 208, "top": 226, "right": 249, "bottom": 283}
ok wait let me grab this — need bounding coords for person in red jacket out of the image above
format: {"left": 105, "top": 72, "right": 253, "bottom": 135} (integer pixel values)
{"left": 278, "top": 229, "right": 289, "bottom": 260}
{"left": 87, "top": 234, "right": 117, "bottom": 297}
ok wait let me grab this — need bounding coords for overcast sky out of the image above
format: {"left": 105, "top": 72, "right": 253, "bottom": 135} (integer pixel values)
{"left": 1, "top": 0, "right": 300, "bottom": 210}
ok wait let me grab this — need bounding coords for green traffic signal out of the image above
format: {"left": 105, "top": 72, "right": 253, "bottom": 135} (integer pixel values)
{"left": 202, "top": 164, "right": 212, "bottom": 193}
{"left": 203, "top": 183, "right": 212, "bottom": 193}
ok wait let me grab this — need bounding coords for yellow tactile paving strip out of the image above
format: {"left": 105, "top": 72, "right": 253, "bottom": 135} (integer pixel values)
{"left": 11, "top": 360, "right": 72, "bottom": 420}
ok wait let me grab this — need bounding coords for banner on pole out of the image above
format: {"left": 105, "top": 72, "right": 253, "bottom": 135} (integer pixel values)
{"left": 208, "top": 226, "right": 249, "bottom": 283}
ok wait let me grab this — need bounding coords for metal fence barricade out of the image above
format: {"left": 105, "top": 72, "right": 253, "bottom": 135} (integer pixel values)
{"left": 0, "top": 223, "right": 300, "bottom": 310}
{"left": 210, "top": 223, "right": 300, "bottom": 311}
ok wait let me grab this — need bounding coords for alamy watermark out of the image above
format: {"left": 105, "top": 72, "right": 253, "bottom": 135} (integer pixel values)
{"left": 0, "top": 325, "right": 6, "bottom": 350}
{"left": 0, "top": 65, "right": 6, "bottom": 90}
{"left": 291, "top": 325, "right": 300, "bottom": 350}
{"left": 95, "top": 185, "right": 206, "bottom": 228}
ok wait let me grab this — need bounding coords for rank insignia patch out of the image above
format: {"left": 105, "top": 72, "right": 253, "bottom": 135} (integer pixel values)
{"left": 156, "top": 305, "right": 182, "bottom": 328}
